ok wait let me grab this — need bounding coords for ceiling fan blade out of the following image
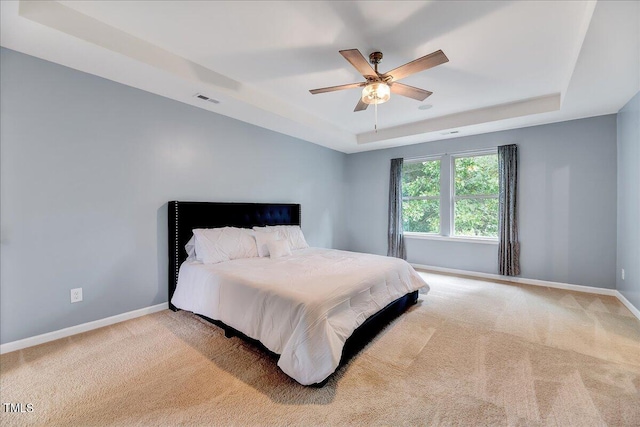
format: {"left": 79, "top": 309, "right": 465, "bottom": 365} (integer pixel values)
{"left": 309, "top": 82, "right": 365, "bottom": 94}
{"left": 390, "top": 83, "right": 433, "bottom": 101}
{"left": 354, "top": 98, "right": 369, "bottom": 112}
{"left": 340, "top": 49, "right": 377, "bottom": 78}
{"left": 384, "top": 50, "right": 449, "bottom": 82}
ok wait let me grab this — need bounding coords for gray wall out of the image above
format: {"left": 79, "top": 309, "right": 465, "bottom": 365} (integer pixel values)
{"left": 616, "top": 91, "right": 640, "bottom": 311}
{"left": 0, "top": 48, "right": 347, "bottom": 344}
{"left": 346, "top": 116, "right": 618, "bottom": 289}
{"left": 0, "top": 46, "right": 628, "bottom": 346}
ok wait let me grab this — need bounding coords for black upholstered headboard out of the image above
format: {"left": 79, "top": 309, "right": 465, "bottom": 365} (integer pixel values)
{"left": 168, "top": 201, "right": 301, "bottom": 310}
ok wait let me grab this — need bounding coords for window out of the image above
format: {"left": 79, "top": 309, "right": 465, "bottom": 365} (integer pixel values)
{"left": 402, "top": 159, "right": 441, "bottom": 234}
{"left": 453, "top": 153, "right": 499, "bottom": 238}
{"left": 401, "top": 150, "right": 499, "bottom": 240}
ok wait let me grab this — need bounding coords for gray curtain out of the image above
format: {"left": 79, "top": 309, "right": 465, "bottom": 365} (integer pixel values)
{"left": 498, "top": 144, "right": 520, "bottom": 275}
{"left": 388, "top": 158, "right": 406, "bottom": 259}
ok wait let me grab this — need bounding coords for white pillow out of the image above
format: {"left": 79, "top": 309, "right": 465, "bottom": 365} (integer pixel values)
{"left": 265, "top": 225, "right": 309, "bottom": 250}
{"left": 185, "top": 235, "right": 196, "bottom": 261}
{"left": 253, "top": 229, "right": 282, "bottom": 258}
{"left": 268, "top": 239, "right": 292, "bottom": 259}
{"left": 193, "top": 227, "right": 258, "bottom": 264}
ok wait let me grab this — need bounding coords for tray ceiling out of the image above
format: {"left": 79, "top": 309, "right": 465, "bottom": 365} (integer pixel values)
{"left": 1, "top": 1, "right": 638, "bottom": 153}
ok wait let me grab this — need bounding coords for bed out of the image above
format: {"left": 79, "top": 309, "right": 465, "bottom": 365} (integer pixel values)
{"left": 168, "top": 201, "right": 428, "bottom": 385}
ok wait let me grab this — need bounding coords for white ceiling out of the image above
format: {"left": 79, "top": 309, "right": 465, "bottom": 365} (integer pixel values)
{"left": 1, "top": 1, "right": 638, "bottom": 153}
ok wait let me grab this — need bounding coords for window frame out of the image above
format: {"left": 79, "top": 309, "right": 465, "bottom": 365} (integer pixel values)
{"left": 401, "top": 156, "right": 442, "bottom": 235}
{"left": 450, "top": 149, "right": 499, "bottom": 240}
{"left": 402, "top": 149, "right": 499, "bottom": 244}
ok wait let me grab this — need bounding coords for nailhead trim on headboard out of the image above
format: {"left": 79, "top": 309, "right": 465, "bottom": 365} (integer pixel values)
{"left": 175, "top": 201, "right": 179, "bottom": 286}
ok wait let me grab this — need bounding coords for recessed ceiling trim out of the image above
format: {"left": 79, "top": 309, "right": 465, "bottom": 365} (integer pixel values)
{"left": 559, "top": 0, "right": 597, "bottom": 106}
{"left": 18, "top": 0, "right": 240, "bottom": 91}
{"left": 357, "top": 93, "right": 561, "bottom": 145}
{"left": 17, "top": 0, "right": 354, "bottom": 149}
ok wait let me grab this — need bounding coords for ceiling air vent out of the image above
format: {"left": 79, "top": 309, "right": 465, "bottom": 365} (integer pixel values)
{"left": 193, "top": 93, "right": 220, "bottom": 104}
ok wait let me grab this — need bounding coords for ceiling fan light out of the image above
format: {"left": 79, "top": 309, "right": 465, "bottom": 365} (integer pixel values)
{"left": 362, "top": 82, "right": 390, "bottom": 105}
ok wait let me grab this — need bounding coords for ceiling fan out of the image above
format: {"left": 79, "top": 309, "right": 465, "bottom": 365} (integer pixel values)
{"left": 309, "top": 49, "right": 449, "bottom": 112}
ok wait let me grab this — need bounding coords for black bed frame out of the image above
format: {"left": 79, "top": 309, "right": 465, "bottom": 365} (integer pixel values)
{"left": 168, "top": 201, "right": 418, "bottom": 384}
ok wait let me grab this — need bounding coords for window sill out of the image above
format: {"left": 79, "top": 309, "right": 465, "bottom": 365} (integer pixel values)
{"left": 404, "top": 232, "right": 499, "bottom": 245}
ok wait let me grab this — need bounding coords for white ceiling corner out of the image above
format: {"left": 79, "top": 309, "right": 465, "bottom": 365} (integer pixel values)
{"left": 1, "top": 0, "right": 638, "bottom": 153}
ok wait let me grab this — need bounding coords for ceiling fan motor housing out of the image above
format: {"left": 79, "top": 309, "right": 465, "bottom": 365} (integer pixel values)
{"left": 369, "top": 52, "right": 383, "bottom": 74}
{"left": 369, "top": 51, "right": 383, "bottom": 65}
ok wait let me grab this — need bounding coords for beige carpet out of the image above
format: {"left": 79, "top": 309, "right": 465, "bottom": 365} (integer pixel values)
{"left": 1, "top": 272, "right": 639, "bottom": 426}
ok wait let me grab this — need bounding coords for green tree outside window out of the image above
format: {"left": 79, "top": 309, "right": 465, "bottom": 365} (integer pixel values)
{"left": 402, "top": 160, "right": 440, "bottom": 234}
{"left": 453, "top": 154, "right": 499, "bottom": 237}
{"left": 401, "top": 153, "right": 498, "bottom": 238}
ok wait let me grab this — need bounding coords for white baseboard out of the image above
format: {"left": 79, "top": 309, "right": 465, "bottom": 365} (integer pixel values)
{"left": 616, "top": 291, "right": 640, "bottom": 320}
{"left": 412, "top": 263, "right": 639, "bottom": 321}
{"left": 0, "top": 303, "right": 168, "bottom": 355}
{"left": 2, "top": 267, "right": 638, "bottom": 354}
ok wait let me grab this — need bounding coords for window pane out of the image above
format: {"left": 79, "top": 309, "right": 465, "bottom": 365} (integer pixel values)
{"left": 454, "top": 154, "right": 499, "bottom": 196}
{"left": 454, "top": 198, "right": 498, "bottom": 237}
{"left": 402, "top": 160, "right": 440, "bottom": 198}
{"left": 402, "top": 199, "right": 440, "bottom": 233}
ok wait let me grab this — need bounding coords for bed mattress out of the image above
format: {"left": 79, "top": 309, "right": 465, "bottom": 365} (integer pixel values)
{"left": 171, "top": 247, "right": 428, "bottom": 385}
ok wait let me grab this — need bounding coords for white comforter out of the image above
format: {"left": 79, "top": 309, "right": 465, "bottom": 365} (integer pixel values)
{"left": 171, "top": 248, "right": 428, "bottom": 385}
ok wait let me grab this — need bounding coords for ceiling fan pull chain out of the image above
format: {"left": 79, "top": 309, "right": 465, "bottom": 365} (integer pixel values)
{"left": 375, "top": 102, "right": 378, "bottom": 133}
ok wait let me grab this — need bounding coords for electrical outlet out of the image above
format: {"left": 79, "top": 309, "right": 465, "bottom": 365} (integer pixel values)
{"left": 70, "top": 288, "right": 83, "bottom": 303}
{"left": 621, "top": 269, "right": 625, "bottom": 281}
